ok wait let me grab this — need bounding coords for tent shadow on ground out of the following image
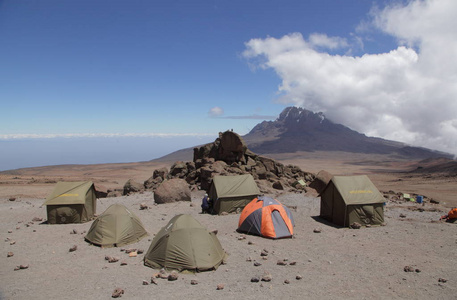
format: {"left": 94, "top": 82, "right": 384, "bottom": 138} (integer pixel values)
{"left": 311, "top": 216, "right": 344, "bottom": 229}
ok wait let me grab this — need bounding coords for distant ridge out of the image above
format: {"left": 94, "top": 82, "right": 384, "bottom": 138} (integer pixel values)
{"left": 242, "top": 107, "right": 452, "bottom": 159}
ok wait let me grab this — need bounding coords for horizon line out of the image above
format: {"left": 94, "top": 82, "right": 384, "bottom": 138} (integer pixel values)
{"left": 0, "top": 132, "right": 218, "bottom": 140}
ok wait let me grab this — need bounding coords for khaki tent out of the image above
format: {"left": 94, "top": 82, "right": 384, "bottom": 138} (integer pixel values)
{"left": 320, "top": 175, "right": 385, "bottom": 227}
{"left": 44, "top": 181, "right": 96, "bottom": 224}
{"left": 208, "top": 174, "right": 260, "bottom": 214}
{"left": 144, "top": 214, "right": 227, "bottom": 272}
{"left": 85, "top": 204, "right": 148, "bottom": 248}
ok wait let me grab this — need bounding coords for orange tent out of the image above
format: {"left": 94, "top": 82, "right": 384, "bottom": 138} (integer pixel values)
{"left": 238, "top": 196, "right": 294, "bottom": 239}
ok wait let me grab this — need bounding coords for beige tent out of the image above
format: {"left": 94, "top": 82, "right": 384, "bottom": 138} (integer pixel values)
{"left": 208, "top": 174, "right": 260, "bottom": 214}
{"left": 44, "top": 181, "right": 96, "bottom": 224}
{"left": 320, "top": 175, "right": 385, "bottom": 227}
{"left": 85, "top": 204, "right": 148, "bottom": 248}
{"left": 144, "top": 214, "right": 227, "bottom": 272}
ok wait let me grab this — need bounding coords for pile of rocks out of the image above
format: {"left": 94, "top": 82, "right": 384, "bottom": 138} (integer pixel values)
{"left": 121, "top": 131, "right": 316, "bottom": 198}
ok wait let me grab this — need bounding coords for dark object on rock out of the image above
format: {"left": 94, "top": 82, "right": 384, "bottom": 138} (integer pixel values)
{"left": 7, "top": 252, "right": 14, "bottom": 257}
{"left": 438, "top": 278, "right": 447, "bottom": 283}
{"left": 261, "top": 271, "right": 272, "bottom": 282}
{"left": 216, "top": 283, "right": 225, "bottom": 290}
{"left": 350, "top": 222, "right": 362, "bottom": 229}
{"left": 69, "top": 245, "right": 77, "bottom": 252}
{"left": 154, "top": 178, "right": 191, "bottom": 204}
{"left": 313, "top": 228, "right": 322, "bottom": 233}
{"left": 190, "top": 279, "right": 198, "bottom": 285}
{"left": 168, "top": 271, "right": 179, "bottom": 281}
{"left": 404, "top": 266, "right": 415, "bottom": 272}
{"left": 112, "top": 288, "right": 124, "bottom": 298}
{"left": 251, "top": 276, "right": 260, "bottom": 283}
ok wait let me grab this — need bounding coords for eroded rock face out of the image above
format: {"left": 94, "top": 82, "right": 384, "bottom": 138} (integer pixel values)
{"left": 309, "top": 170, "right": 333, "bottom": 194}
{"left": 123, "top": 179, "right": 144, "bottom": 195}
{"left": 153, "top": 178, "right": 191, "bottom": 204}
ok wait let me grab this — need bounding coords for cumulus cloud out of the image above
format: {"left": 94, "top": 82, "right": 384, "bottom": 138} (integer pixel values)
{"left": 208, "top": 106, "right": 224, "bottom": 117}
{"left": 243, "top": 0, "right": 457, "bottom": 155}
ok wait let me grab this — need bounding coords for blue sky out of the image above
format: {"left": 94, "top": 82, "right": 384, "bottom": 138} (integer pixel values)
{"left": 1, "top": 0, "right": 456, "bottom": 170}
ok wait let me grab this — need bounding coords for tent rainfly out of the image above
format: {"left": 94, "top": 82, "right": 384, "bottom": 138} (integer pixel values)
{"left": 208, "top": 174, "right": 260, "bottom": 215}
{"left": 238, "top": 196, "right": 295, "bottom": 239}
{"left": 144, "top": 214, "right": 227, "bottom": 272}
{"left": 320, "top": 175, "right": 385, "bottom": 227}
{"left": 85, "top": 204, "right": 148, "bottom": 248}
{"left": 44, "top": 181, "right": 97, "bottom": 224}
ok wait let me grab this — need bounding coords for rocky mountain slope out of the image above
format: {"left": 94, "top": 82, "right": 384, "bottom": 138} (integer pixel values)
{"left": 243, "top": 107, "right": 451, "bottom": 159}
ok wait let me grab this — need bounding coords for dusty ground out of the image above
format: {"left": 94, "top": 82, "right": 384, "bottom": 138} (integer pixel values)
{"left": 0, "top": 152, "right": 456, "bottom": 299}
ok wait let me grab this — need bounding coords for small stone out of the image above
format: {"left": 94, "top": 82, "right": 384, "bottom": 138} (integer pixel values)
{"left": 10, "top": 241, "right": 16, "bottom": 245}
{"left": 296, "top": 274, "right": 303, "bottom": 280}
{"left": 254, "top": 261, "right": 262, "bottom": 267}
{"left": 32, "top": 217, "right": 43, "bottom": 222}
{"left": 9, "top": 197, "right": 16, "bottom": 201}
{"left": 251, "top": 276, "right": 260, "bottom": 283}
{"left": 150, "top": 277, "right": 158, "bottom": 285}
{"left": 7, "top": 252, "right": 14, "bottom": 257}
{"left": 211, "top": 229, "right": 218, "bottom": 235}
{"left": 248, "top": 241, "right": 253, "bottom": 245}
{"left": 260, "top": 250, "right": 268, "bottom": 256}
{"left": 142, "top": 280, "right": 149, "bottom": 285}
{"left": 246, "top": 256, "right": 252, "bottom": 262}
{"left": 19, "top": 264, "right": 29, "bottom": 270}
{"left": 69, "top": 245, "right": 77, "bottom": 252}
{"left": 415, "top": 268, "right": 421, "bottom": 273}
{"left": 14, "top": 266, "right": 20, "bottom": 271}
{"left": 120, "top": 261, "right": 127, "bottom": 266}
{"left": 108, "top": 256, "right": 119, "bottom": 263}
{"left": 125, "top": 248, "right": 136, "bottom": 253}
{"left": 190, "top": 279, "right": 198, "bottom": 285}
{"left": 284, "top": 279, "right": 290, "bottom": 284}
{"left": 70, "top": 229, "right": 78, "bottom": 234}
{"left": 137, "top": 249, "right": 144, "bottom": 254}
{"left": 313, "top": 228, "right": 321, "bottom": 233}
{"left": 289, "top": 261, "right": 297, "bottom": 266}
{"left": 399, "top": 213, "right": 407, "bottom": 218}
{"left": 221, "top": 212, "right": 229, "bottom": 216}
{"left": 140, "top": 203, "right": 148, "bottom": 210}
{"left": 7, "top": 230, "right": 12, "bottom": 233}
{"left": 168, "top": 271, "right": 179, "bottom": 281}
{"left": 277, "top": 260, "right": 287, "bottom": 266}
{"left": 216, "top": 283, "right": 225, "bottom": 290}
{"left": 111, "top": 288, "right": 124, "bottom": 298}
{"left": 128, "top": 252, "right": 137, "bottom": 257}
{"left": 438, "top": 278, "right": 447, "bottom": 283}
{"left": 366, "top": 224, "right": 372, "bottom": 228}
{"left": 237, "top": 235, "right": 246, "bottom": 240}
{"left": 261, "top": 271, "right": 272, "bottom": 282}
{"left": 404, "top": 266, "right": 415, "bottom": 272}
{"left": 350, "top": 222, "right": 362, "bottom": 229}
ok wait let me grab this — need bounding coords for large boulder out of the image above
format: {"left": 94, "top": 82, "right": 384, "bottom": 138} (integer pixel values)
{"left": 154, "top": 179, "right": 191, "bottom": 204}
{"left": 123, "top": 179, "right": 144, "bottom": 195}
{"left": 309, "top": 170, "right": 333, "bottom": 194}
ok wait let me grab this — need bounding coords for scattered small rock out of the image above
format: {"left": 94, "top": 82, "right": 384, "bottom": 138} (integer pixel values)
{"left": 8, "top": 230, "right": 12, "bottom": 233}
{"left": 277, "top": 260, "right": 287, "bottom": 266}
{"left": 221, "top": 212, "right": 229, "bottom": 216}
{"left": 140, "top": 203, "right": 148, "bottom": 210}
{"left": 137, "top": 249, "right": 144, "bottom": 254}
{"left": 350, "top": 222, "right": 362, "bottom": 229}
{"left": 216, "top": 283, "right": 225, "bottom": 290}
{"left": 15, "top": 264, "right": 29, "bottom": 271}
{"left": 128, "top": 252, "right": 138, "bottom": 257}
{"left": 105, "top": 256, "right": 119, "bottom": 263}
{"left": 251, "top": 277, "right": 260, "bottom": 283}
{"left": 150, "top": 277, "right": 158, "bottom": 285}
{"left": 190, "top": 279, "right": 198, "bottom": 285}
{"left": 246, "top": 256, "right": 252, "bottom": 262}
{"left": 142, "top": 280, "right": 149, "bottom": 285}
{"left": 248, "top": 241, "right": 253, "bottom": 245}
{"left": 70, "top": 229, "right": 78, "bottom": 234}
{"left": 296, "top": 274, "right": 303, "bottom": 280}
{"left": 7, "top": 252, "right": 14, "bottom": 257}
{"left": 10, "top": 241, "right": 16, "bottom": 245}
{"left": 399, "top": 214, "right": 407, "bottom": 218}
{"left": 125, "top": 248, "right": 136, "bottom": 253}
{"left": 254, "top": 261, "right": 262, "bottom": 267}
{"left": 9, "top": 197, "right": 16, "bottom": 201}
{"left": 438, "top": 278, "right": 447, "bottom": 283}
{"left": 404, "top": 266, "right": 415, "bottom": 272}
{"left": 111, "top": 288, "right": 124, "bottom": 298}
{"left": 284, "top": 279, "right": 290, "bottom": 284}
{"left": 211, "top": 229, "right": 218, "bottom": 235}
{"left": 289, "top": 261, "right": 297, "bottom": 266}
{"left": 415, "top": 268, "right": 421, "bottom": 273}
{"left": 237, "top": 235, "right": 246, "bottom": 240}
{"left": 69, "top": 245, "right": 77, "bottom": 252}
{"left": 313, "top": 228, "right": 322, "bottom": 233}
{"left": 120, "top": 261, "right": 127, "bottom": 266}
{"left": 168, "top": 271, "right": 179, "bottom": 281}
{"left": 260, "top": 249, "right": 268, "bottom": 256}
{"left": 32, "top": 217, "right": 43, "bottom": 222}
{"left": 261, "top": 271, "right": 272, "bottom": 282}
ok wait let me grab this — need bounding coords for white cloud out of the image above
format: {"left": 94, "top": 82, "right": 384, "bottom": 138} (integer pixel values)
{"left": 208, "top": 106, "right": 224, "bottom": 117}
{"left": 0, "top": 133, "right": 215, "bottom": 140}
{"left": 243, "top": 0, "right": 457, "bottom": 155}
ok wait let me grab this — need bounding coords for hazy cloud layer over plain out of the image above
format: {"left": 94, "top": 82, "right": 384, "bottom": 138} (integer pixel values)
{"left": 243, "top": 0, "right": 457, "bottom": 155}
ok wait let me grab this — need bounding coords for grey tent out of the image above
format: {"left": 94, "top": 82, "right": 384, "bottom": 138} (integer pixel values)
{"left": 85, "top": 204, "right": 148, "bottom": 248}
{"left": 144, "top": 214, "right": 227, "bottom": 272}
{"left": 44, "top": 181, "right": 96, "bottom": 224}
{"left": 320, "top": 175, "right": 385, "bottom": 227}
{"left": 208, "top": 174, "right": 260, "bottom": 215}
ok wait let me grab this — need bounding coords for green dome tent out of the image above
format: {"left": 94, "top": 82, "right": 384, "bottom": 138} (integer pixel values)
{"left": 85, "top": 204, "right": 148, "bottom": 248}
{"left": 144, "top": 214, "right": 227, "bottom": 272}
{"left": 44, "top": 181, "right": 97, "bottom": 224}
